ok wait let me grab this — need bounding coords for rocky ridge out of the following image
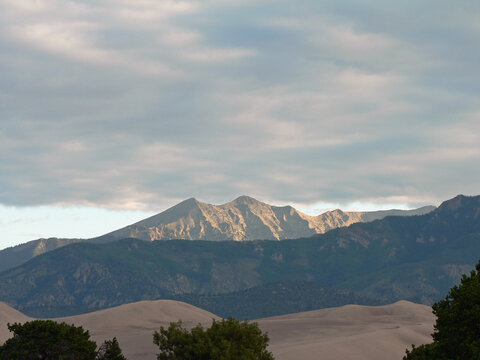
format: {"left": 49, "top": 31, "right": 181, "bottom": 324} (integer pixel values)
{"left": 103, "top": 195, "right": 435, "bottom": 241}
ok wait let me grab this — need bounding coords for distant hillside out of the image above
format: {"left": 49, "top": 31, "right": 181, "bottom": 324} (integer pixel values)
{"left": 99, "top": 195, "right": 434, "bottom": 241}
{"left": 0, "top": 196, "right": 434, "bottom": 273}
{"left": 0, "top": 238, "right": 83, "bottom": 273}
{"left": 0, "top": 194, "right": 475, "bottom": 318}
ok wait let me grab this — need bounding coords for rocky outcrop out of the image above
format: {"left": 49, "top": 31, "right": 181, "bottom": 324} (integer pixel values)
{"left": 103, "top": 195, "right": 435, "bottom": 241}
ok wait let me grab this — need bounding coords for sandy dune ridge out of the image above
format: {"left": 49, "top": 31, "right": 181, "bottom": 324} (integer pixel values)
{"left": 257, "top": 301, "right": 435, "bottom": 360}
{"left": 0, "top": 300, "right": 434, "bottom": 360}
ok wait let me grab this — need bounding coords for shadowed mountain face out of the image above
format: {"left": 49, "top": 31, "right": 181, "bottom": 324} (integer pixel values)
{"left": 0, "top": 195, "right": 475, "bottom": 318}
{"left": 0, "top": 238, "right": 83, "bottom": 273}
{"left": 99, "top": 195, "right": 435, "bottom": 242}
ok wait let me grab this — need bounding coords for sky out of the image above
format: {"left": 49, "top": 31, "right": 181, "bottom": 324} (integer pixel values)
{"left": 1, "top": 0, "right": 479, "bottom": 249}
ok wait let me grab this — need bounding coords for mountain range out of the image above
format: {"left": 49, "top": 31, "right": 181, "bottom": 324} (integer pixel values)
{"left": 0, "top": 194, "right": 477, "bottom": 318}
{"left": 100, "top": 195, "right": 434, "bottom": 242}
{"left": 0, "top": 196, "right": 434, "bottom": 273}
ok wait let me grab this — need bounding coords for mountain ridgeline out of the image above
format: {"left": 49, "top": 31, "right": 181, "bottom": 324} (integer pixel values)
{"left": 99, "top": 195, "right": 435, "bottom": 242}
{"left": 0, "top": 238, "right": 83, "bottom": 274}
{"left": 0, "top": 196, "right": 434, "bottom": 273}
{"left": 0, "top": 195, "right": 477, "bottom": 318}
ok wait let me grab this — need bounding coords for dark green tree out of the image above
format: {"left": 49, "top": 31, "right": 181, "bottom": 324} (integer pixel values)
{"left": 97, "top": 337, "right": 127, "bottom": 360}
{"left": 404, "top": 260, "right": 480, "bottom": 359}
{"left": 153, "top": 317, "right": 274, "bottom": 360}
{"left": 0, "top": 320, "right": 97, "bottom": 360}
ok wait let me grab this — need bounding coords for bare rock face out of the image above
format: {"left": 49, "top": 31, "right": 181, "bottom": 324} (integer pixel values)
{"left": 104, "top": 196, "right": 435, "bottom": 241}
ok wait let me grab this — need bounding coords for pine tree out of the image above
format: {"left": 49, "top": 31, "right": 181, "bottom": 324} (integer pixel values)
{"left": 97, "top": 337, "right": 127, "bottom": 360}
{"left": 404, "top": 261, "right": 480, "bottom": 359}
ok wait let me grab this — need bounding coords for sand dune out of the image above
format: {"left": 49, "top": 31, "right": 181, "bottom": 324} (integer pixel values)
{"left": 0, "top": 302, "right": 32, "bottom": 343}
{"left": 58, "top": 300, "right": 219, "bottom": 360}
{"left": 0, "top": 300, "right": 435, "bottom": 360}
{"left": 257, "top": 301, "right": 435, "bottom": 360}
{"left": 0, "top": 300, "right": 218, "bottom": 359}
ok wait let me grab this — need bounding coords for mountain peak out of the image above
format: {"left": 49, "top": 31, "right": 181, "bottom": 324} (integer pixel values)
{"left": 437, "top": 194, "right": 478, "bottom": 212}
{"left": 182, "top": 197, "right": 200, "bottom": 205}
{"left": 163, "top": 197, "right": 202, "bottom": 212}
{"left": 231, "top": 195, "right": 262, "bottom": 205}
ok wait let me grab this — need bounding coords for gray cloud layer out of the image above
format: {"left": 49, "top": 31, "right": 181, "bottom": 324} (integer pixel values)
{"left": 1, "top": 0, "right": 479, "bottom": 209}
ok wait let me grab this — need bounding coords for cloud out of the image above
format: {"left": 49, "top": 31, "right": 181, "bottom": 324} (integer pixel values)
{"left": 12, "top": 21, "right": 111, "bottom": 61}
{"left": 182, "top": 47, "right": 255, "bottom": 63}
{"left": 0, "top": 0, "right": 479, "bottom": 214}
